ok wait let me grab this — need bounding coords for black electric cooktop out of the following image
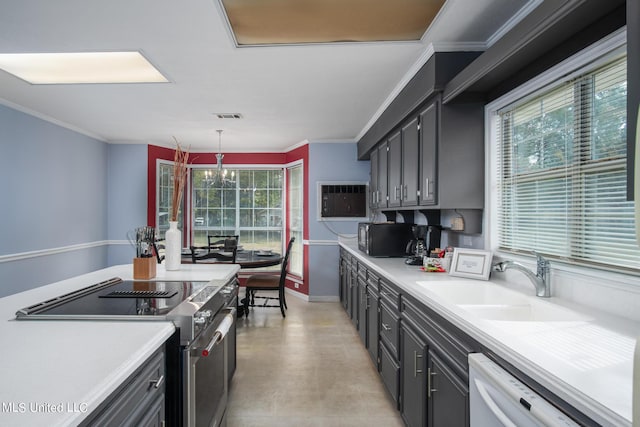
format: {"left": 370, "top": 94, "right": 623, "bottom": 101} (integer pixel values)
{"left": 16, "top": 279, "right": 208, "bottom": 318}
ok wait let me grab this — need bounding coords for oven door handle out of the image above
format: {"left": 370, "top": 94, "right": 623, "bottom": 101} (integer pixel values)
{"left": 201, "top": 308, "right": 235, "bottom": 357}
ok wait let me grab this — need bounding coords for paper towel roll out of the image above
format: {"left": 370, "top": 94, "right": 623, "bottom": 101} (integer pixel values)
{"left": 215, "top": 313, "right": 233, "bottom": 342}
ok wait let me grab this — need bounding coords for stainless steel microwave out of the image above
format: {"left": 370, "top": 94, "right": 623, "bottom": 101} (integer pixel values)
{"left": 358, "top": 222, "right": 414, "bottom": 257}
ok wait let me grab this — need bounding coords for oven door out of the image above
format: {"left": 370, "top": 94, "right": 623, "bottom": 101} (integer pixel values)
{"left": 183, "top": 308, "right": 235, "bottom": 427}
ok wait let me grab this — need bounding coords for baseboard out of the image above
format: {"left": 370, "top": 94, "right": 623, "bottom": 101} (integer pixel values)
{"left": 283, "top": 288, "right": 339, "bottom": 302}
{"left": 307, "top": 295, "right": 340, "bottom": 302}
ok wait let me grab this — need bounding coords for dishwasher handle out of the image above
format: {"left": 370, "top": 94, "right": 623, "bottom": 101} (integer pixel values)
{"left": 474, "top": 378, "right": 518, "bottom": 427}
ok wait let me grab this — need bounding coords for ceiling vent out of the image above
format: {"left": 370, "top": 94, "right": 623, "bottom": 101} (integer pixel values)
{"left": 214, "top": 113, "right": 243, "bottom": 119}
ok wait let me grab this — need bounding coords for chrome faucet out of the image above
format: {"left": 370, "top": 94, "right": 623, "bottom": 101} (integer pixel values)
{"left": 492, "top": 253, "right": 551, "bottom": 297}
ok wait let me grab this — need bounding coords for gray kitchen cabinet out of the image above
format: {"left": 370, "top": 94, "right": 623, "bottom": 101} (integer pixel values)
{"left": 370, "top": 141, "right": 389, "bottom": 209}
{"left": 80, "top": 349, "right": 166, "bottom": 427}
{"left": 400, "top": 321, "right": 428, "bottom": 427}
{"left": 367, "top": 94, "right": 484, "bottom": 211}
{"left": 428, "top": 350, "right": 469, "bottom": 427}
{"left": 366, "top": 272, "right": 380, "bottom": 368}
{"left": 387, "top": 130, "right": 403, "bottom": 208}
{"left": 339, "top": 249, "right": 349, "bottom": 311}
{"left": 401, "top": 116, "right": 420, "bottom": 206}
{"left": 379, "top": 278, "right": 401, "bottom": 407}
{"left": 378, "top": 142, "right": 389, "bottom": 209}
{"left": 339, "top": 256, "right": 478, "bottom": 425}
{"left": 380, "top": 340, "right": 401, "bottom": 407}
{"left": 402, "top": 297, "right": 475, "bottom": 427}
{"left": 357, "top": 267, "right": 367, "bottom": 345}
{"left": 339, "top": 250, "right": 357, "bottom": 324}
{"left": 418, "top": 101, "right": 437, "bottom": 206}
{"left": 436, "top": 98, "right": 484, "bottom": 209}
{"left": 348, "top": 259, "right": 357, "bottom": 325}
{"left": 340, "top": 248, "right": 603, "bottom": 426}
{"left": 369, "top": 147, "right": 380, "bottom": 209}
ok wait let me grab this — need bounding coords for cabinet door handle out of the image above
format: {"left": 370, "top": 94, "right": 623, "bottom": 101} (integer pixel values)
{"left": 394, "top": 186, "right": 400, "bottom": 200}
{"left": 425, "top": 178, "right": 430, "bottom": 196}
{"left": 381, "top": 323, "right": 391, "bottom": 331}
{"left": 403, "top": 185, "right": 408, "bottom": 200}
{"left": 414, "top": 351, "right": 423, "bottom": 377}
{"left": 150, "top": 374, "right": 165, "bottom": 389}
{"left": 427, "top": 368, "right": 437, "bottom": 398}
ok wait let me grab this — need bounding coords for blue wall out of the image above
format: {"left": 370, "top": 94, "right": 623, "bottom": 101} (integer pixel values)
{"left": 0, "top": 105, "right": 145, "bottom": 297}
{"left": 0, "top": 105, "right": 368, "bottom": 299}
{"left": 307, "top": 142, "right": 369, "bottom": 300}
{"left": 107, "top": 144, "right": 148, "bottom": 265}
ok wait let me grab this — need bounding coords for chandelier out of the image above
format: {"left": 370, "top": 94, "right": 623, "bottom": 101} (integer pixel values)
{"left": 204, "top": 129, "right": 235, "bottom": 185}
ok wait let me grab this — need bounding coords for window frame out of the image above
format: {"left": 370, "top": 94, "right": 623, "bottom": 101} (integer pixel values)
{"left": 287, "top": 160, "right": 304, "bottom": 278}
{"left": 190, "top": 165, "right": 284, "bottom": 252}
{"left": 486, "top": 28, "right": 640, "bottom": 284}
{"left": 156, "top": 161, "right": 289, "bottom": 263}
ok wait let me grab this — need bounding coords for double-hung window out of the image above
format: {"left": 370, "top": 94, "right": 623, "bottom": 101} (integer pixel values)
{"left": 156, "top": 164, "right": 284, "bottom": 252}
{"left": 495, "top": 54, "right": 640, "bottom": 272}
{"left": 192, "top": 168, "right": 283, "bottom": 253}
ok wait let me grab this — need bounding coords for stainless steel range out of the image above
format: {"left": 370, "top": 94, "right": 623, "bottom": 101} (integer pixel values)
{"left": 16, "top": 277, "right": 238, "bottom": 427}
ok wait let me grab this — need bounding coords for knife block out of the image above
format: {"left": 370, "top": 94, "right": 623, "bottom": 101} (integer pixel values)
{"left": 133, "top": 257, "right": 156, "bottom": 279}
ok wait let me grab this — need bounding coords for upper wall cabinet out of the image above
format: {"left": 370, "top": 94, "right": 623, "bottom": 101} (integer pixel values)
{"left": 358, "top": 52, "right": 481, "bottom": 161}
{"left": 368, "top": 93, "right": 484, "bottom": 211}
{"left": 362, "top": 52, "right": 485, "bottom": 212}
{"left": 401, "top": 117, "right": 420, "bottom": 207}
{"left": 386, "top": 120, "right": 421, "bottom": 209}
{"left": 370, "top": 140, "right": 389, "bottom": 210}
{"left": 387, "top": 130, "right": 403, "bottom": 208}
{"left": 418, "top": 102, "right": 437, "bottom": 206}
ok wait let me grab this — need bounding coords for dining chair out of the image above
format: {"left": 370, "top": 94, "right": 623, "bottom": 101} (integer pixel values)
{"left": 208, "top": 235, "right": 239, "bottom": 252}
{"left": 190, "top": 246, "right": 238, "bottom": 263}
{"left": 243, "top": 237, "right": 295, "bottom": 318}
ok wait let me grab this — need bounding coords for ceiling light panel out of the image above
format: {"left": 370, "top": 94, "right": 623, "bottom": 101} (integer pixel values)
{"left": 0, "top": 51, "right": 169, "bottom": 84}
{"left": 220, "top": 0, "right": 446, "bottom": 46}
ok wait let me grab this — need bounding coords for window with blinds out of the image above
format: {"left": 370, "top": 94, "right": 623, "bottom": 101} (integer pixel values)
{"left": 496, "top": 55, "right": 640, "bottom": 272}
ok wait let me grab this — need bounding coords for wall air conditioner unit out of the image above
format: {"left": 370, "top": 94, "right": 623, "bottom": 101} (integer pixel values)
{"left": 317, "top": 182, "right": 369, "bottom": 221}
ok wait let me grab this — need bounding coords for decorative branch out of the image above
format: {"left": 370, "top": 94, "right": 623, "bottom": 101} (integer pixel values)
{"left": 170, "top": 138, "right": 190, "bottom": 222}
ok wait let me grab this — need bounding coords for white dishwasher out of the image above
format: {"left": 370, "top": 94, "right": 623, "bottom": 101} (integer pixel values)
{"left": 469, "top": 353, "right": 579, "bottom": 427}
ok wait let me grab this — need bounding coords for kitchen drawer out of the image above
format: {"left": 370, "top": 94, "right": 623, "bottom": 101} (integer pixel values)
{"left": 402, "top": 297, "right": 476, "bottom": 379}
{"left": 80, "top": 350, "right": 165, "bottom": 427}
{"left": 357, "top": 262, "right": 367, "bottom": 281}
{"left": 379, "top": 279, "right": 400, "bottom": 310}
{"left": 380, "top": 341, "right": 400, "bottom": 408}
{"left": 380, "top": 301, "right": 400, "bottom": 358}
{"left": 366, "top": 270, "right": 379, "bottom": 292}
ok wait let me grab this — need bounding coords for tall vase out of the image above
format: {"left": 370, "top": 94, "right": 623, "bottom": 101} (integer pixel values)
{"left": 165, "top": 221, "right": 181, "bottom": 271}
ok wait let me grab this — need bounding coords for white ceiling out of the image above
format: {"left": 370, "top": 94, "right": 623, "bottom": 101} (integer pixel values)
{"left": 0, "top": 0, "right": 534, "bottom": 152}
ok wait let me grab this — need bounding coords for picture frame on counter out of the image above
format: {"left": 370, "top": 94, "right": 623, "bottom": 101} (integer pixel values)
{"left": 449, "top": 248, "right": 493, "bottom": 280}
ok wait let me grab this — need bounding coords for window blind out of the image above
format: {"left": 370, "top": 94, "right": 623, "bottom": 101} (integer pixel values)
{"left": 497, "top": 56, "right": 640, "bottom": 272}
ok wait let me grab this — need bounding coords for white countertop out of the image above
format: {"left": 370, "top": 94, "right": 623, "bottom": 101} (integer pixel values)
{"left": 0, "top": 263, "right": 240, "bottom": 426}
{"left": 340, "top": 240, "right": 638, "bottom": 427}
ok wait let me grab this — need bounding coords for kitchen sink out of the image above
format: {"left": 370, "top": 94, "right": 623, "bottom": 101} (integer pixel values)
{"left": 457, "top": 302, "right": 587, "bottom": 322}
{"left": 417, "top": 280, "right": 588, "bottom": 323}
{"left": 416, "top": 281, "right": 531, "bottom": 306}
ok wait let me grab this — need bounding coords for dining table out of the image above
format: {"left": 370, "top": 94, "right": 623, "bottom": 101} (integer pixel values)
{"left": 182, "top": 247, "right": 283, "bottom": 269}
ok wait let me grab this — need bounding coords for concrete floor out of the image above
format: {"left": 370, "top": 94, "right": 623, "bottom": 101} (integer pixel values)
{"left": 227, "top": 292, "right": 405, "bottom": 427}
